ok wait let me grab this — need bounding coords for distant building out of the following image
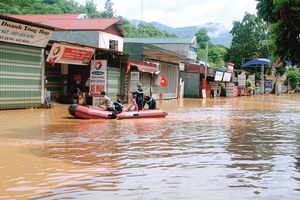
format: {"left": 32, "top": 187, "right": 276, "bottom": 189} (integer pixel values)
{"left": 125, "top": 37, "right": 198, "bottom": 61}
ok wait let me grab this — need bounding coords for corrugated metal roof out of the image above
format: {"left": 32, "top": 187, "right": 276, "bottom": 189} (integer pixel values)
{"left": 9, "top": 14, "right": 84, "bottom": 23}
{"left": 10, "top": 14, "right": 124, "bottom": 36}
{"left": 125, "top": 37, "right": 195, "bottom": 44}
{"left": 1, "top": 13, "right": 57, "bottom": 30}
{"left": 39, "top": 18, "right": 121, "bottom": 30}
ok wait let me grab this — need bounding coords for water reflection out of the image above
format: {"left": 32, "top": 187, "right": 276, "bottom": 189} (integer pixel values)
{"left": 1, "top": 95, "right": 300, "bottom": 199}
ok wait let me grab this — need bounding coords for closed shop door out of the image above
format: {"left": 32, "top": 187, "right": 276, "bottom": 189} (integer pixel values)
{"left": 181, "top": 72, "right": 200, "bottom": 98}
{"left": 0, "top": 42, "right": 43, "bottom": 109}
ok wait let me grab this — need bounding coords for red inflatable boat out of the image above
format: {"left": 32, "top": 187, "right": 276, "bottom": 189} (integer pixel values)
{"left": 68, "top": 104, "right": 168, "bottom": 119}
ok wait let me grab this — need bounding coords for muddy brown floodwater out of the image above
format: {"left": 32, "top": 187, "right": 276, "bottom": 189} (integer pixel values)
{"left": 1, "top": 94, "right": 300, "bottom": 200}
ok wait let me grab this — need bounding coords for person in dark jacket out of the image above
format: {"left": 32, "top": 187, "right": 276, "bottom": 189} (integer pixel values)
{"left": 132, "top": 82, "right": 144, "bottom": 111}
{"left": 113, "top": 94, "right": 124, "bottom": 114}
{"left": 143, "top": 95, "right": 156, "bottom": 109}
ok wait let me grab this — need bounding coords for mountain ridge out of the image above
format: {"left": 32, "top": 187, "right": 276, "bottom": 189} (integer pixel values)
{"left": 130, "top": 20, "right": 232, "bottom": 48}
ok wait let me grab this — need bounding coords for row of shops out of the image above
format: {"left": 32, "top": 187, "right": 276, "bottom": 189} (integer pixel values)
{"left": 0, "top": 14, "right": 195, "bottom": 109}
{"left": 3, "top": 13, "right": 281, "bottom": 110}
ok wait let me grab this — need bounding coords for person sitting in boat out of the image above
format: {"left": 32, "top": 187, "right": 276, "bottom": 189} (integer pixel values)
{"left": 113, "top": 94, "right": 124, "bottom": 114}
{"left": 143, "top": 95, "right": 156, "bottom": 109}
{"left": 125, "top": 95, "right": 138, "bottom": 111}
{"left": 98, "top": 91, "right": 114, "bottom": 112}
{"left": 132, "top": 82, "right": 144, "bottom": 111}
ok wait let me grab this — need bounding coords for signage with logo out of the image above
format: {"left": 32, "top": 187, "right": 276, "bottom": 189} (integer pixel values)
{"left": 0, "top": 19, "right": 53, "bottom": 47}
{"left": 89, "top": 60, "right": 107, "bottom": 97}
{"left": 46, "top": 43, "right": 95, "bottom": 66}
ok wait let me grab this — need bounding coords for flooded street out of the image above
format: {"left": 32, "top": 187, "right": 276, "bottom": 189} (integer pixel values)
{"left": 1, "top": 94, "right": 300, "bottom": 200}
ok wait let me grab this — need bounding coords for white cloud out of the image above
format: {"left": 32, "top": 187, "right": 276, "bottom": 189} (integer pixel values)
{"left": 75, "top": 0, "right": 257, "bottom": 30}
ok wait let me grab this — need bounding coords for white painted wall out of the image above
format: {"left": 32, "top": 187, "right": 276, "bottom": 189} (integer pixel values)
{"left": 98, "top": 32, "right": 124, "bottom": 51}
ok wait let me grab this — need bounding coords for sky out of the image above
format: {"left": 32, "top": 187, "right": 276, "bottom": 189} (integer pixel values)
{"left": 76, "top": 0, "right": 258, "bottom": 30}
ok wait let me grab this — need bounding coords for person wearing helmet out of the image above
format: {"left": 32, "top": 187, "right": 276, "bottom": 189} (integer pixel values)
{"left": 113, "top": 94, "right": 124, "bottom": 114}
{"left": 132, "top": 82, "right": 144, "bottom": 111}
{"left": 143, "top": 95, "right": 156, "bottom": 109}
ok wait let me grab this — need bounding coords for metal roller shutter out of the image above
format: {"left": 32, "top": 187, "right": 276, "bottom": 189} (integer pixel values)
{"left": 0, "top": 42, "right": 43, "bottom": 109}
{"left": 106, "top": 67, "right": 121, "bottom": 98}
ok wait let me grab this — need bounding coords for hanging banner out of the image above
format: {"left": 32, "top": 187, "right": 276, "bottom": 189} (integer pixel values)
{"left": 0, "top": 19, "right": 53, "bottom": 47}
{"left": 238, "top": 74, "right": 246, "bottom": 87}
{"left": 89, "top": 60, "right": 107, "bottom": 97}
{"left": 265, "top": 80, "right": 273, "bottom": 93}
{"left": 223, "top": 72, "right": 232, "bottom": 82}
{"left": 46, "top": 43, "right": 94, "bottom": 66}
{"left": 215, "top": 71, "right": 223, "bottom": 81}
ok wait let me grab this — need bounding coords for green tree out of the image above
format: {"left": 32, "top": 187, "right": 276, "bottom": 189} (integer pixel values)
{"left": 195, "top": 27, "right": 227, "bottom": 67}
{"left": 257, "top": 0, "right": 300, "bottom": 66}
{"left": 101, "top": 0, "right": 115, "bottom": 18}
{"left": 225, "top": 12, "right": 270, "bottom": 69}
{"left": 85, "top": 0, "right": 102, "bottom": 18}
{"left": 284, "top": 67, "right": 300, "bottom": 90}
{"left": 208, "top": 44, "right": 227, "bottom": 67}
{"left": 195, "top": 28, "right": 210, "bottom": 49}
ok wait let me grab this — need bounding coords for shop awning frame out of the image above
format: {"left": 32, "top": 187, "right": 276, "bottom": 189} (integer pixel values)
{"left": 129, "top": 59, "right": 159, "bottom": 74}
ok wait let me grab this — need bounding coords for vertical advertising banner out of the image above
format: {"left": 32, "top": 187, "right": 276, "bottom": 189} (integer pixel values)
{"left": 238, "top": 74, "right": 246, "bottom": 87}
{"left": 130, "top": 72, "right": 140, "bottom": 91}
{"left": 89, "top": 60, "right": 107, "bottom": 97}
{"left": 227, "top": 62, "right": 234, "bottom": 73}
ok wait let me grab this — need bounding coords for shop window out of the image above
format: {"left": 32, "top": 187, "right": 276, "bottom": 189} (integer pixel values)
{"left": 109, "top": 39, "right": 118, "bottom": 50}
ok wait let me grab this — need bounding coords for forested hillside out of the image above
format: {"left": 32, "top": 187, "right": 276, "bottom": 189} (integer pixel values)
{"left": 0, "top": 0, "right": 177, "bottom": 38}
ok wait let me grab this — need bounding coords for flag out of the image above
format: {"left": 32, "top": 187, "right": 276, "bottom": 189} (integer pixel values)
{"left": 275, "top": 57, "right": 282, "bottom": 68}
{"left": 160, "top": 75, "right": 168, "bottom": 87}
{"left": 125, "top": 62, "right": 130, "bottom": 73}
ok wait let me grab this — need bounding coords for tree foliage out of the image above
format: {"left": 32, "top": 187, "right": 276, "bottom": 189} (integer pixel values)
{"left": 225, "top": 12, "right": 270, "bottom": 69}
{"left": 101, "top": 0, "right": 115, "bottom": 18}
{"left": 256, "top": 0, "right": 300, "bottom": 66}
{"left": 0, "top": 0, "right": 86, "bottom": 14}
{"left": 196, "top": 27, "right": 227, "bottom": 67}
{"left": 284, "top": 67, "right": 300, "bottom": 90}
{"left": 195, "top": 28, "right": 210, "bottom": 49}
{"left": 0, "top": 0, "right": 176, "bottom": 38}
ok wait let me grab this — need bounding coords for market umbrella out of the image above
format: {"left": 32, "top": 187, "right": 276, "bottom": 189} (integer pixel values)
{"left": 240, "top": 58, "right": 271, "bottom": 94}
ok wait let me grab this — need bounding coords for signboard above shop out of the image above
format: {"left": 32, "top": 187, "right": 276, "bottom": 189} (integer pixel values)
{"left": 0, "top": 19, "right": 53, "bottom": 47}
{"left": 46, "top": 43, "right": 95, "bottom": 66}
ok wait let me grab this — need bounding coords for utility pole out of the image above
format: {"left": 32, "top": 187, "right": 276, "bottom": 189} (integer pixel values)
{"left": 140, "top": 0, "right": 143, "bottom": 37}
{"left": 204, "top": 42, "right": 208, "bottom": 79}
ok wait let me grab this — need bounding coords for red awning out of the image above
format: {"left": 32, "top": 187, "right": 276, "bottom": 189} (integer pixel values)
{"left": 129, "top": 59, "right": 159, "bottom": 74}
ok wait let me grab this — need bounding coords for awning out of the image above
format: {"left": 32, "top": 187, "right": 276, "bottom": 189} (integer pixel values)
{"left": 129, "top": 59, "right": 159, "bottom": 74}
{"left": 240, "top": 58, "right": 270, "bottom": 68}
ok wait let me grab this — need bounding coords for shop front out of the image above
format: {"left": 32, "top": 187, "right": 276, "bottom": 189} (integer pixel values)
{"left": 0, "top": 14, "right": 55, "bottom": 109}
{"left": 45, "top": 41, "right": 129, "bottom": 105}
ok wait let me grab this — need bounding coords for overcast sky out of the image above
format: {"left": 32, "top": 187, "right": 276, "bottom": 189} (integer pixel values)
{"left": 76, "top": 0, "right": 258, "bottom": 30}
